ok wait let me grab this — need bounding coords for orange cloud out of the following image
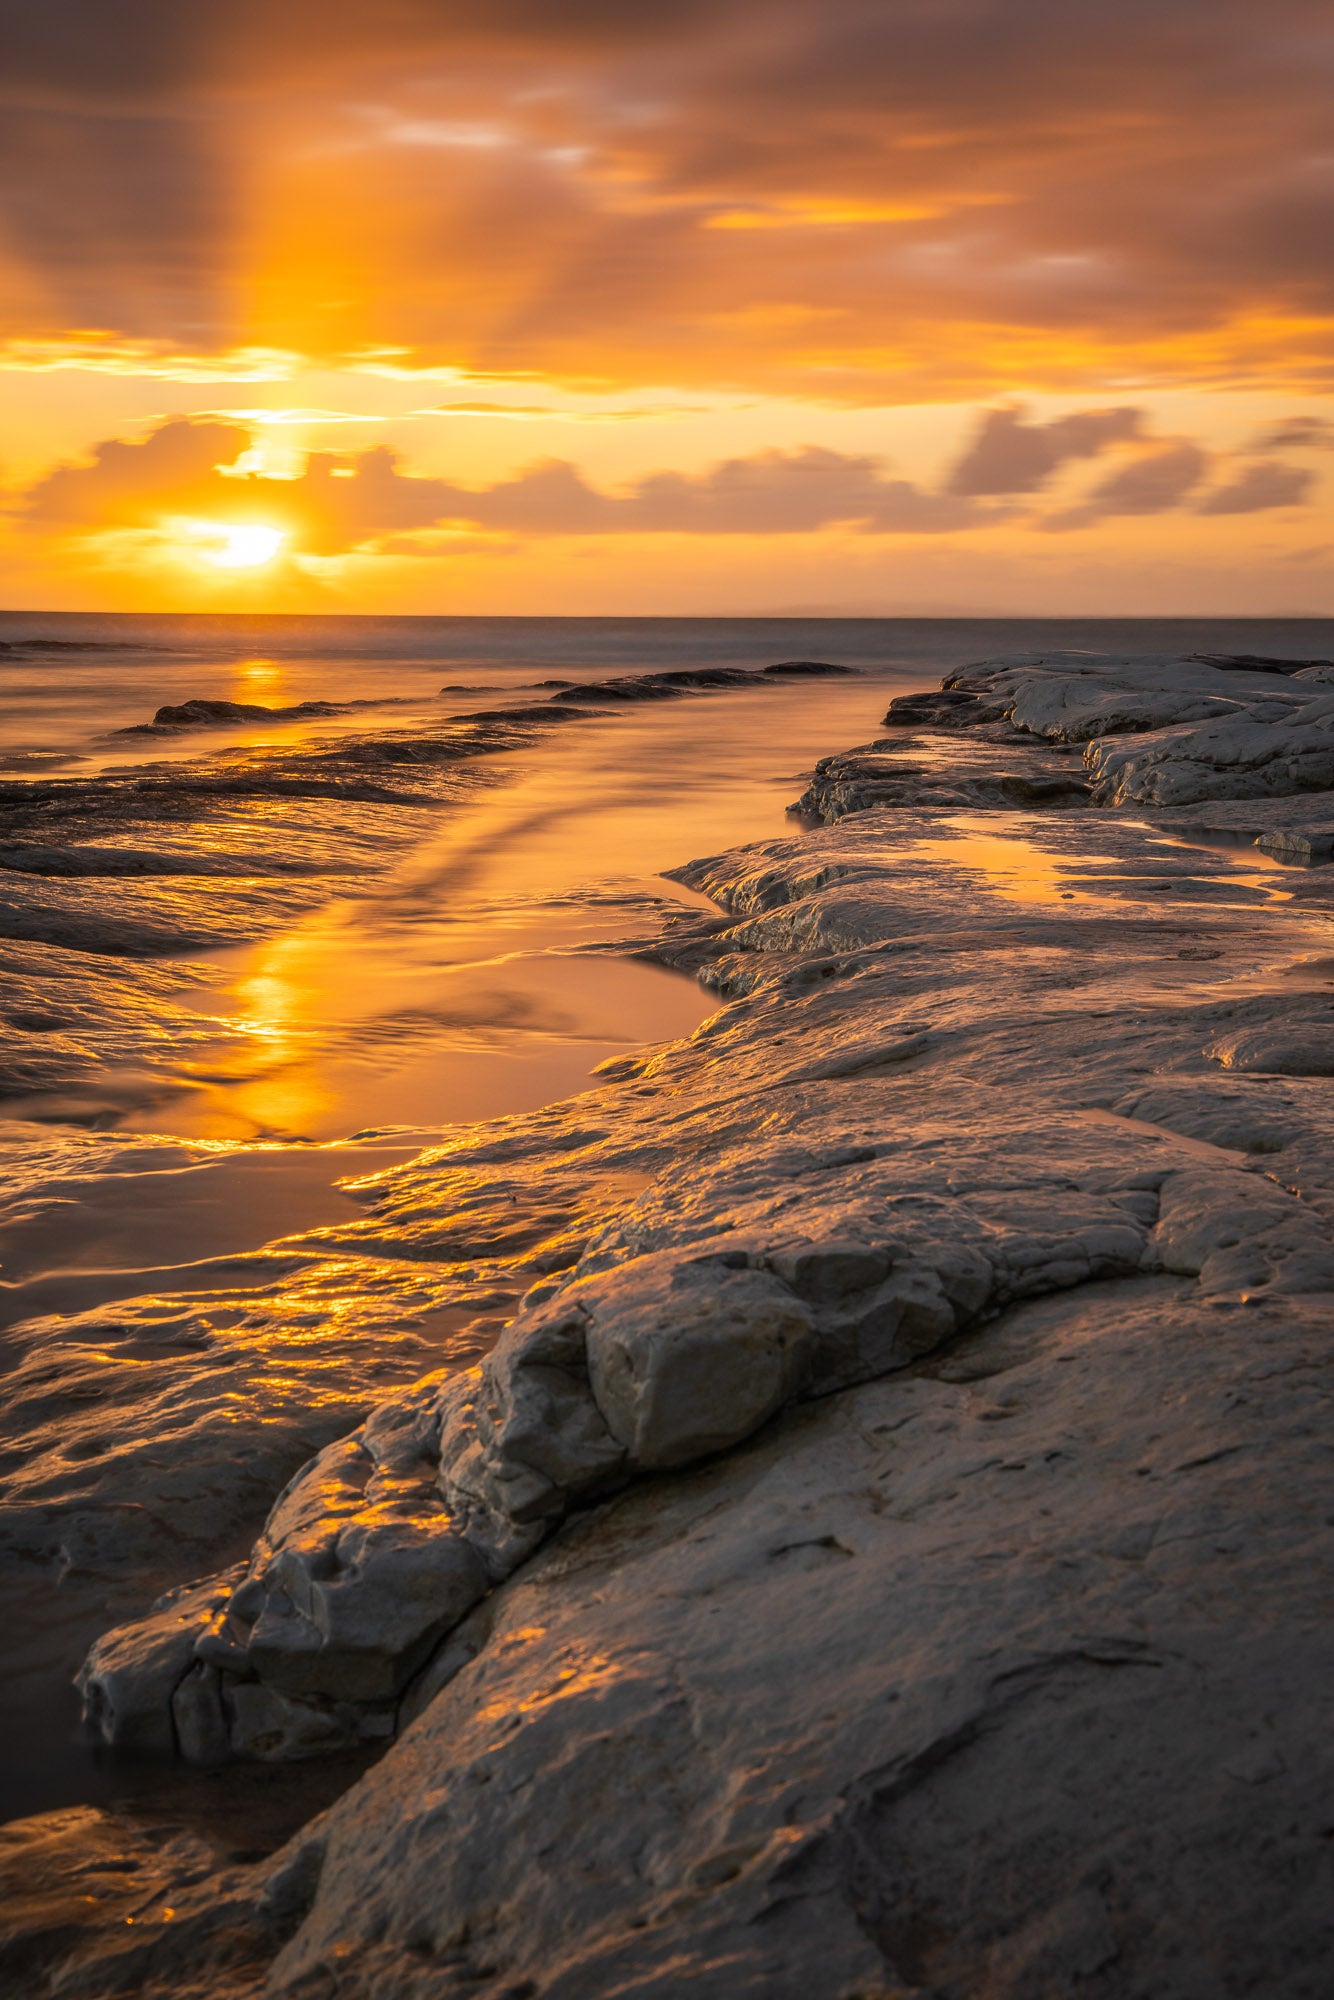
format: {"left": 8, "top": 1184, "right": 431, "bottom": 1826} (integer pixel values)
{"left": 14, "top": 418, "right": 992, "bottom": 549}
{"left": 2, "top": 2, "right": 1333, "bottom": 399}
{"left": 1195, "top": 460, "right": 1314, "bottom": 515}
{"left": 22, "top": 419, "right": 258, "bottom": 525}
{"left": 14, "top": 413, "right": 1320, "bottom": 567}
{"left": 947, "top": 405, "right": 1144, "bottom": 495}
{"left": 1045, "top": 442, "right": 1211, "bottom": 531}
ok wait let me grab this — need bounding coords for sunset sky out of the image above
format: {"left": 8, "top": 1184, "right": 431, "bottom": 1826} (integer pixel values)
{"left": 2, "top": 0, "right": 1332, "bottom": 614}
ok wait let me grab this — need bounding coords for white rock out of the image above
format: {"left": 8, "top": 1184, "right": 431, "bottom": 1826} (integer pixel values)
{"left": 1086, "top": 694, "right": 1334, "bottom": 807}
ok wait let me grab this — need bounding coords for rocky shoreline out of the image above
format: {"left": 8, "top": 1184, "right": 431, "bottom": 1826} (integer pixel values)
{"left": 5, "top": 649, "right": 1334, "bottom": 1996}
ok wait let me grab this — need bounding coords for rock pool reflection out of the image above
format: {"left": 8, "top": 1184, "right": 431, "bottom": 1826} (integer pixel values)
{"left": 149, "top": 675, "right": 895, "bottom": 1141}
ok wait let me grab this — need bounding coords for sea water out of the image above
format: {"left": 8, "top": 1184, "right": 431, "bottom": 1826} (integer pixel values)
{"left": 3, "top": 611, "right": 1332, "bottom": 1147}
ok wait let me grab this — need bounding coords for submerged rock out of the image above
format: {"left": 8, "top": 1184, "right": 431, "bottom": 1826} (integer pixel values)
{"left": 120, "top": 697, "right": 349, "bottom": 733}
{"left": 544, "top": 661, "right": 857, "bottom": 705}
{"left": 549, "top": 668, "right": 755, "bottom": 702}
{"left": 762, "top": 659, "right": 859, "bottom": 676}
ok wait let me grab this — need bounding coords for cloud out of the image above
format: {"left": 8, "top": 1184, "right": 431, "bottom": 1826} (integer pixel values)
{"left": 1045, "top": 442, "right": 1210, "bottom": 530}
{"left": 22, "top": 418, "right": 253, "bottom": 523}
{"left": 17, "top": 424, "right": 459, "bottom": 551}
{"left": 0, "top": 1, "right": 714, "bottom": 105}
{"left": 421, "top": 401, "right": 708, "bottom": 421}
{"left": 0, "top": 102, "right": 230, "bottom": 345}
{"left": 947, "top": 404, "right": 1144, "bottom": 495}
{"left": 0, "top": 337, "right": 298, "bottom": 381}
{"left": 1195, "top": 460, "right": 1314, "bottom": 514}
{"left": 2, "top": 2, "right": 1333, "bottom": 395}
{"left": 1248, "top": 416, "right": 1334, "bottom": 453}
{"left": 17, "top": 413, "right": 1319, "bottom": 558}
{"left": 220, "top": 408, "right": 383, "bottom": 425}
{"left": 603, "top": 449, "right": 982, "bottom": 534}
{"left": 11, "top": 417, "right": 993, "bottom": 550}
{"left": 346, "top": 443, "right": 986, "bottom": 539}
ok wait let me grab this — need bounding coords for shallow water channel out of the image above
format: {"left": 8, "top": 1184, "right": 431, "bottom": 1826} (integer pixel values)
{"left": 0, "top": 663, "right": 925, "bottom": 1834}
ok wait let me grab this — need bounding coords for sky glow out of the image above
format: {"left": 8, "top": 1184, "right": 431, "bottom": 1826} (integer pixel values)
{"left": 0, "top": 0, "right": 1331, "bottom": 612}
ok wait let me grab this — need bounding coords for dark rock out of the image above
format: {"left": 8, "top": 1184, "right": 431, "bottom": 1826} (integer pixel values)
{"left": 883, "top": 689, "right": 984, "bottom": 726}
{"left": 462, "top": 705, "right": 599, "bottom": 725}
{"left": 653, "top": 668, "right": 757, "bottom": 689}
{"left": 550, "top": 678, "right": 686, "bottom": 704}
{"left": 1188, "top": 654, "right": 1333, "bottom": 675}
{"left": 998, "top": 773, "right": 1090, "bottom": 805}
{"left": 1255, "top": 829, "right": 1334, "bottom": 864}
{"left": 524, "top": 664, "right": 854, "bottom": 706}
{"left": 550, "top": 668, "right": 754, "bottom": 704}
{"left": 120, "top": 698, "right": 345, "bottom": 735}
{"left": 763, "top": 660, "right": 859, "bottom": 677}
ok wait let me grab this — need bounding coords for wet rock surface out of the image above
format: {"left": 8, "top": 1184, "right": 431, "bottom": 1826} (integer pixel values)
{"left": 902, "top": 648, "right": 1334, "bottom": 807}
{"left": 547, "top": 659, "right": 858, "bottom": 703}
{"left": 120, "top": 698, "right": 357, "bottom": 734}
{"left": 6, "top": 650, "right": 1334, "bottom": 1996}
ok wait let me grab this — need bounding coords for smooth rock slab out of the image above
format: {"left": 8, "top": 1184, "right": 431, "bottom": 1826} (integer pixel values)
{"left": 1155, "top": 1167, "right": 1334, "bottom": 1294}
{"left": 32, "top": 1275, "right": 1334, "bottom": 1998}
{"left": 1209, "top": 1022, "right": 1334, "bottom": 1076}
{"left": 583, "top": 1253, "right": 814, "bottom": 1468}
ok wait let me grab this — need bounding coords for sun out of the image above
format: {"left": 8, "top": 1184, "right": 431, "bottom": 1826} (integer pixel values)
{"left": 204, "top": 523, "right": 287, "bottom": 569}
{"left": 166, "top": 518, "right": 288, "bottom": 569}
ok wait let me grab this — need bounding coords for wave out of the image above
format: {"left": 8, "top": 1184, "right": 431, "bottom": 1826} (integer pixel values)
{"left": 0, "top": 637, "right": 175, "bottom": 655}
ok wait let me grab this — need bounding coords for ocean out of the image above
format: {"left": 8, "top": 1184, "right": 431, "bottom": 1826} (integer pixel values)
{"left": 2, "top": 610, "right": 1332, "bottom": 1824}
{"left": 3, "top": 611, "right": 1332, "bottom": 1142}
{"left": 7, "top": 611, "right": 1334, "bottom": 773}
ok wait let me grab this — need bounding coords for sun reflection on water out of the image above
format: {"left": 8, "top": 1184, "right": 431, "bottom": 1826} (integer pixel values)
{"left": 233, "top": 656, "right": 286, "bottom": 697}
